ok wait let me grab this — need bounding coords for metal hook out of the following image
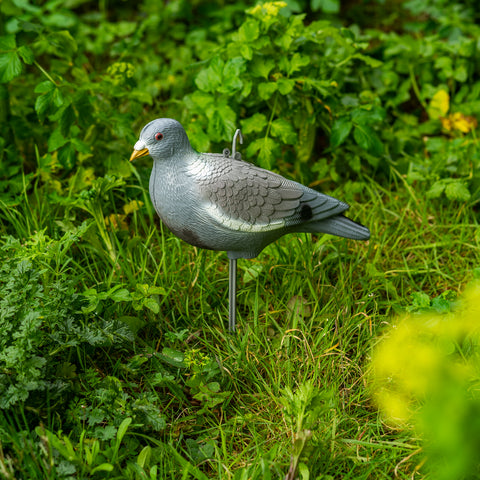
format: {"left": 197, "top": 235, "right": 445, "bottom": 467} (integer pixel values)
{"left": 231, "top": 129, "right": 243, "bottom": 159}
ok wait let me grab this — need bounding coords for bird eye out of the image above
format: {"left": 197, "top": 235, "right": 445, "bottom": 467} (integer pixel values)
{"left": 155, "top": 132, "right": 164, "bottom": 141}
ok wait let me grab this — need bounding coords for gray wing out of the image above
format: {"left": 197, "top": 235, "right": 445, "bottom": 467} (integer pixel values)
{"left": 197, "top": 154, "right": 348, "bottom": 232}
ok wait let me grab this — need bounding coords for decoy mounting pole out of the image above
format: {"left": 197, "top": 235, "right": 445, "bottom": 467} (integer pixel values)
{"left": 228, "top": 128, "right": 242, "bottom": 333}
{"left": 228, "top": 258, "right": 237, "bottom": 332}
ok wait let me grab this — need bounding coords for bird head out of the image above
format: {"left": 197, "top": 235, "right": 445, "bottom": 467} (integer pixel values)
{"left": 130, "top": 118, "right": 193, "bottom": 162}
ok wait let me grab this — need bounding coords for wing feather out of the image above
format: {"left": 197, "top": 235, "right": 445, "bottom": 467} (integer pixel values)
{"left": 194, "top": 154, "right": 348, "bottom": 232}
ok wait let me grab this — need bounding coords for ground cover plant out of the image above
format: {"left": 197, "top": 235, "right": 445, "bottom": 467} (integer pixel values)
{"left": 1, "top": 0, "right": 480, "bottom": 478}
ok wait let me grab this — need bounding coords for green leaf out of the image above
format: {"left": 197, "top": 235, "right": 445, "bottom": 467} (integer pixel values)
{"left": 258, "top": 82, "right": 277, "bottom": 100}
{"left": 143, "top": 297, "right": 159, "bottom": 313}
{"left": 301, "top": 78, "right": 333, "bottom": 96}
{"left": 35, "top": 83, "right": 64, "bottom": 120}
{"left": 35, "top": 91, "right": 54, "bottom": 118}
{"left": 239, "top": 43, "right": 253, "bottom": 60}
{"left": 287, "top": 53, "right": 310, "bottom": 75}
{"left": 137, "top": 446, "right": 152, "bottom": 469}
{"left": 330, "top": 117, "right": 353, "bottom": 148}
{"left": 135, "top": 284, "right": 150, "bottom": 296}
{"left": 426, "top": 181, "right": 445, "bottom": 199}
{"left": 275, "top": 32, "right": 294, "bottom": 51}
{"left": 243, "top": 263, "right": 264, "bottom": 283}
{"left": 296, "top": 117, "right": 316, "bottom": 163}
{"left": 17, "top": 45, "right": 34, "bottom": 64}
{"left": 91, "top": 464, "right": 114, "bottom": 474}
{"left": 271, "top": 118, "right": 296, "bottom": 144}
{"left": 277, "top": 77, "right": 295, "bottom": 95}
{"left": 71, "top": 138, "right": 91, "bottom": 154}
{"left": 351, "top": 106, "right": 385, "bottom": 125}
{"left": 119, "top": 315, "right": 145, "bottom": 334}
{"left": 46, "top": 30, "right": 77, "bottom": 59}
{"left": 312, "top": 0, "right": 340, "bottom": 13}
{"left": 11, "top": 0, "right": 41, "bottom": 14}
{"left": 238, "top": 19, "right": 259, "bottom": 43}
{"left": 445, "top": 181, "right": 471, "bottom": 202}
{"left": 160, "top": 348, "right": 185, "bottom": 368}
{"left": 116, "top": 417, "right": 132, "bottom": 445}
{"left": 353, "top": 124, "right": 383, "bottom": 155}
{"left": 0, "top": 35, "right": 22, "bottom": 83}
{"left": 340, "top": 28, "right": 356, "bottom": 41}
{"left": 58, "top": 143, "right": 76, "bottom": 169}
{"left": 189, "top": 90, "right": 215, "bottom": 110}
{"left": 0, "top": 51, "right": 22, "bottom": 83}
{"left": 0, "top": 35, "right": 16, "bottom": 50}
{"left": 48, "top": 128, "right": 69, "bottom": 152}
{"left": 109, "top": 288, "right": 131, "bottom": 302}
{"left": 195, "top": 56, "right": 223, "bottom": 93}
{"left": 52, "top": 86, "right": 64, "bottom": 107}
{"left": 34, "top": 80, "right": 55, "bottom": 94}
{"left": 454, "top": 63, "right": 468, "bottom": 82}
{"left": 246, "top": 137, "right": 277, "bottom": 169}
{"left": 219, "top": 57, "right": 245, "bottom": 94}
{"left": 187, "top": 122, "right": 210, "bottom": 152}
{"left": 60, "top": 103, "right": 76, "bottom": 136}
{"left": 250, "top": 57, "right": 275, "bottom": 79}
{"left": 241, "top": 113, "right": 268, "bottom": 134}
{"left": 434, "top": 56, "right": 453, "bottom": 76}
{"left": 147, "top": 285, "right": 167, "bottom": 295}
{"left": 207, "top": 103, "right": 236, "bottom": 141}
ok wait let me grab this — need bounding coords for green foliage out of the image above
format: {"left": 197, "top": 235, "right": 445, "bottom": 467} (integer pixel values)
{"left": 280, "top": 381, "right": 332, "bottom": 479}
{"left": 366, "top": 0, "right": 480, "bottom": 199}
{"left": 0, "top": 226, "right": 134, "bottom": 409}
{"left": 36, "top": 418, "right": 134, "bottom": 476}
{"left": 186, "top": 4, "right": 384, "bottom": 174}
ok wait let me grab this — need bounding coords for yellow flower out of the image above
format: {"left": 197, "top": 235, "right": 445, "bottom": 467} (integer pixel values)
{"left": 247, "top": 1, "right": 287, "bottom": 18}
{"left": 441, "top": 112, "right": 477, "bottom": 134}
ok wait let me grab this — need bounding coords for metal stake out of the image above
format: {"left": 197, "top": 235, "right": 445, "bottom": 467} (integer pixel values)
{"left": 228, "top": 258, "right": 237, "bottom": 333}
{"left": 227, "top": 128, "right": 242, "bottom": 333}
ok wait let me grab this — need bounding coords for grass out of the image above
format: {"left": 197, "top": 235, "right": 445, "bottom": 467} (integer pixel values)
{"left": 0, "top": 164, "right": 479, "bottom": 479}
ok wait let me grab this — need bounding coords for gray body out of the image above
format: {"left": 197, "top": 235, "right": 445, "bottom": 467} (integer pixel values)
{"left": 134, "top": 118, "right": 370, "bottom": 260}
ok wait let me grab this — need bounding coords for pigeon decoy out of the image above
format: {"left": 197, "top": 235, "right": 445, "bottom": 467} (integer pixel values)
{"left": 130, "top": 118, "right": 370, "bottom": 332}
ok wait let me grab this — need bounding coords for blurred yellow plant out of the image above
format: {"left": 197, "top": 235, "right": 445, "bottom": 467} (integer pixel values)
{"left": 428, "top": 89, "right": 477, "bottom": 134}
{"left": 427, "top": 89, "right": 450, "bottom": 119}
{"left": 105, "top": 213, "right": 128, "bottom": 231}
{"left": 441, "top": 112, "right": 478, "bottom": 134}
{"left": 123, "top": 200, "right": 144, "bottom": 215}
{"left": 370, "top": 282, "right": 480, "bottom": 478}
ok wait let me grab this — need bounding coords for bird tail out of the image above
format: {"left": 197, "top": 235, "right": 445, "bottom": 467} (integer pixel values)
{"left": 304, "top": 215, "right": 370, "bottom": 240}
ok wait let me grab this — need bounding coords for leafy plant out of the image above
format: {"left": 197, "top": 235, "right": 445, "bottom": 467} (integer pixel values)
{"left": 0, "top": 228, "right": 131, "bottom": 409}
{"left": 185, "top": 1, "right": 384, "bottom": 180}
{"left": 366, "top": 0, "right": 480, "bottom": 200}
{"left": 280, "top": 381, "right": 332, "bottom": 480}
{"left": 184, "top": 349, "right": 231, "bottom": 416}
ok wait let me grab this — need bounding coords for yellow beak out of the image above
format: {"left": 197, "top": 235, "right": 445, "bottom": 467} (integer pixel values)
{"left": 129, "top": 147, "right": 149, "bottom": 162}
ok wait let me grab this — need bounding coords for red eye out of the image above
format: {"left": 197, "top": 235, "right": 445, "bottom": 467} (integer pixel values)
{"left": 155, "top": 132, "right": 164, "bottom": 141}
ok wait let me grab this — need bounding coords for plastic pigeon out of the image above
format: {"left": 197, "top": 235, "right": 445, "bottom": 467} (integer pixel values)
{"left": 130, "top": 118, "right": 370, "bottom": 332}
